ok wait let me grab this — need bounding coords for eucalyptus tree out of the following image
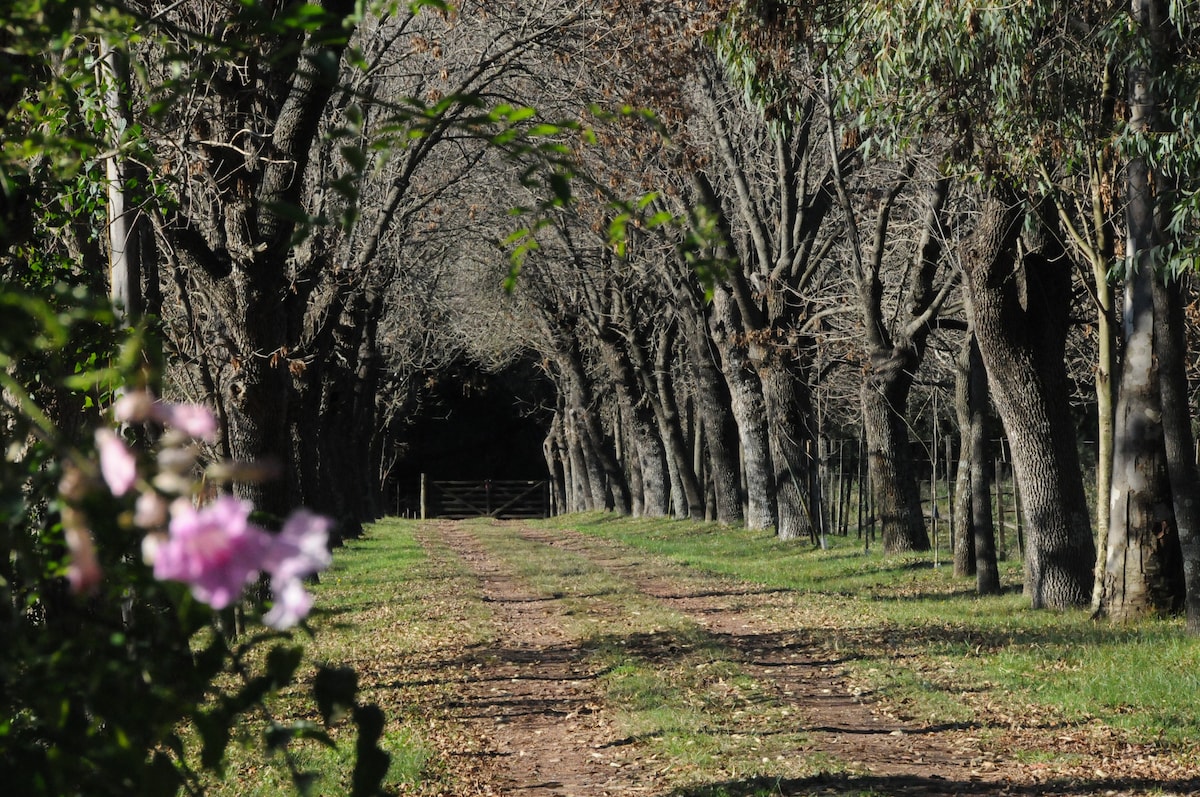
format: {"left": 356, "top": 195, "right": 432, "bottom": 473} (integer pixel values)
{"left": 952, "top": 333, "right": 1001, "bottom": 594}
{"left": 805, "top": 1, "right": 1122, "bottom": 607}
{"left": 1099, "top": 0, "right": 1196, "bottom": 621}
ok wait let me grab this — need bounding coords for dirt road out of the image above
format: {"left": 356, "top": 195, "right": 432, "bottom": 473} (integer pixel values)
{"left": 403, "top": 520, "right": 1200, "bottom": 797}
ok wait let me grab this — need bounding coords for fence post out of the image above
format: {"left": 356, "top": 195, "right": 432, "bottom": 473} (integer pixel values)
{"left": 420, "top": 473, "right": 427, "bottom": 520}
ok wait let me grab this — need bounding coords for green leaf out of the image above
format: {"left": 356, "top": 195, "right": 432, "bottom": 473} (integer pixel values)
{"left": 340, "top": 144, "right": 367, "bottom": 172}
{"left": 527, "top": 123, "right": 562, "bottom": 137}
{"left": 645, "top": 210, "right": 674, "bottom": 228}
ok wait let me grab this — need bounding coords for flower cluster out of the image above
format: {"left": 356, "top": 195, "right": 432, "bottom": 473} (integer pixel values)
{"left": 63, "top": 391, "right": 331, "bottom": 630}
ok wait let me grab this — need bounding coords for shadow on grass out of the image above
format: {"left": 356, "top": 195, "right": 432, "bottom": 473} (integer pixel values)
{"left": 864, "top": 582, "right": 1027, "bottom": 604}
{"left": 667, "top": 772, "right": 1200, "bottom": 796}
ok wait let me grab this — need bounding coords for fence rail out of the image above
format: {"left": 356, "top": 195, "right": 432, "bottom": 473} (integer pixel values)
{"left": 420, "top": 475, "right": 550, "bottom": 520}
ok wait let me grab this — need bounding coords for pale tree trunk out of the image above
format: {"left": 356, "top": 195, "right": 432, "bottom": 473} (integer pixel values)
{"left": 1100, "top": 217, "right": 1181, "bottom": 618}
{"left": 1090, "top": 256, "right": 1118, "bottom": 609}
{"left": 952, "top": 338, "right": 976, "bottom": 578}
{"left": 99, "top": 41, "right": 141, "bottom": 322}
{"left": 561, "top": 338, "right": 631, "bottom": 514}
{"left": 543, "top": 412, "right": 568, "bottom": 516}
{"left": 755, "top": 346, "right": 816, "bottom": 541}
{"left": 833, "top": 165, "right": 951, "bottom": 554}
{"left": 1100, "top": 0, "right": 1186, "bottom": 618}
{"left": 564, "top": 411, "right": 593, "bottom": 512}
{"left": 615, "top": 404, "right": 646, "bottom": 518}
{"left": 600, "top": 338, "right": 661, "bottom": 515}
{"left": 651, "top": 324, "right": 706, "bottom": 519}
{"left": 710, "top": 288, "right": 776, "bottom": 529}
{"left": 861, "top": 366, "right": 928, "bottom": 552}
{"left": 965, "top": 187, "right": 1094, "bottom": 609}
{"left": 673, "top": 282, "right": 744, "bottom": 525}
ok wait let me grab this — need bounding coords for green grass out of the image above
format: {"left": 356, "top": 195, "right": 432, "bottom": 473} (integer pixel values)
{"left": 203, "top": 518, "right": 487, "bottom": 796}
{"left": 537, "top": 512, "right": 1200, "bottom": 749}
{"left": 203, "top": 513, "right": 1200, "bottom": 795}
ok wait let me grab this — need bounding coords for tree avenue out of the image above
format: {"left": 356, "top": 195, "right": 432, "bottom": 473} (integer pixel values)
{"left": 10, "top": 0, "right": 1200, "bottom": 789}
{"left": 10, "top": 0, "right": 1200, "bottom": 781}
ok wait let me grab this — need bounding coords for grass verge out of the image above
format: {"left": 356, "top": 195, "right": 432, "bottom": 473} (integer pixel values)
{"left": 203, "top": 518, "right": 491, "bottom": 796}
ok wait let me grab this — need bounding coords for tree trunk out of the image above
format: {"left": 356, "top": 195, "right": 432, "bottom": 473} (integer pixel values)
{"left": 755, "top": 346, "right": 816, "bottom": 541}
{"left": 1100, "top": 0, "right": 1186, "bottom": 620}
{"left": 677, "top": 298, "right": 745, "bottom": 525}
{"left": 965, "top": 186, "right": 1094, "bottom": 609}
{"left": 650, "top": 324, "right": 706, "bottom": 519}
{"left": 711, "top": 289, "right": 775, "bottom": 529}
{"left": 1101, "top": 243, "right": 1181, "bottom": 618}
{"left": 861, "top": 350, "right": 930, "bottom": 552}
{"left": 952, "top": 338, "right": 976, "bottom": 577}
{"left": 601, "top": 339, "right": 668, "bottom": 516}
{"left": 966, "top": 336, "right": 1001, "bottom": 595}
{"left": 1155, "top": 275, "right": 1200, "bottom": 631}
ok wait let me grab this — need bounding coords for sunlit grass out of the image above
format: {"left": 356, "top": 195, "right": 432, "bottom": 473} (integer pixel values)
{"left": 204, "top": 518, "right": 484, "bottom": 796}
{"left": 206, "top": 512, "right": 1200, "bottom": 795}
{"left": 538, "top": 512, "right": 1200, "bottom": 749}
{"left": 461, "top": 520, "right": 819, "bottom": 786}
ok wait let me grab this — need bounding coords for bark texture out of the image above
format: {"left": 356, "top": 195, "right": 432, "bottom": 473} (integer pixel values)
{"left": 965, "top": 187, "right": 1094, "bottom": 609}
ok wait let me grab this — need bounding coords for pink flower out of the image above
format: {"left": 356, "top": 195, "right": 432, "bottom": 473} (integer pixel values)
{"left": 113, "top": 389, "right": 219, "bottom": 442}
{"left": 134, "top": 491, "right": 169, "bottom": 529}
{"left": 258, "top": 510, "right": 332, "bottom": 629}
{"left": 95, "top": 429, "right": 137, "bottom": 496}
{"left": 262, "top": 577, "right": 314, "bottom": 630}
{"left": 151, "top": 495, "right": 271, "bottom": 609}
{"left": 113, "top": 390, "right": 156, "bottom": 424}
{"left": 159, "top": 403, "right": 218, "bottom": 442}
{"left": 65, "top": 525, "right": 102, "bottom": 596}
{"left": 264, "top": 509, "right": 332, "bottom": 583}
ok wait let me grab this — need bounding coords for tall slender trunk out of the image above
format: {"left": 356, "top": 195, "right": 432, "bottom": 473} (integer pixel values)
{"left": 1155, "top": 275, "right": 1200, "bottom": 631}
{"left": 965, "top": 336, "right": 1000, "bottom": 594}
{"left": 953, "top": 338, "right": 976, "bottom": 578}
{"left": 653, "top": 325, "right": 706, "bottom": 519}
{"left": 1100, "top": 213, "right": 1182, "bottom": 618}
{"left": 676, "top": 291, "right": 744, "bottom": 525}
{"left": 603, "top": 341, "right": 669, "bottom": 517}
{"left": 1100, "top": 0, "right": 1186, "bottom": 620}
{"left": 711, "top": 289, "right": 775, "bottom": 528}
{"left": 861, "top": 353, "right": 930, "bottom": 552}
{"left": 543, "top": 411, "right": 568, "bottom": 516}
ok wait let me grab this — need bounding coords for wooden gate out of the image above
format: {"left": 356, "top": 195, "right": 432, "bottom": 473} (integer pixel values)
{"left": 420, "top": 476, "right": 550, "bottom": 520}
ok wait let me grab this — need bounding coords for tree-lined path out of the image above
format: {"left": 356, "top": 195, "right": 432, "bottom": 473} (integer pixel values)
{"left": 390, "top": 520, "right": 1200, "bottom": 796}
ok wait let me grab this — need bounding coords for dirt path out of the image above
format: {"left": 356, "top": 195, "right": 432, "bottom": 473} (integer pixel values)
{"left": 428, "top": 523, "right": 667, "bottom": 796}
{"left": 414, "top": 520, "right": 1200, "bottom": 797}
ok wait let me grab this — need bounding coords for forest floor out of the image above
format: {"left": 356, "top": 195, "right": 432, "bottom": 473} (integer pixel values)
{"left": 372, "top": 519, "right": 1200, "bottom": 797}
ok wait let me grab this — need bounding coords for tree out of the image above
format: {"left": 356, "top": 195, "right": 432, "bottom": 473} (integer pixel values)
{"left": 1098, "top": 0, "right": 1190, "bottom": 619}
{"left": 952, "top": 333, "right": 1001, "bottom": 594}
{"left": 828, "top": 149, "right": 957, "bottom": 553}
